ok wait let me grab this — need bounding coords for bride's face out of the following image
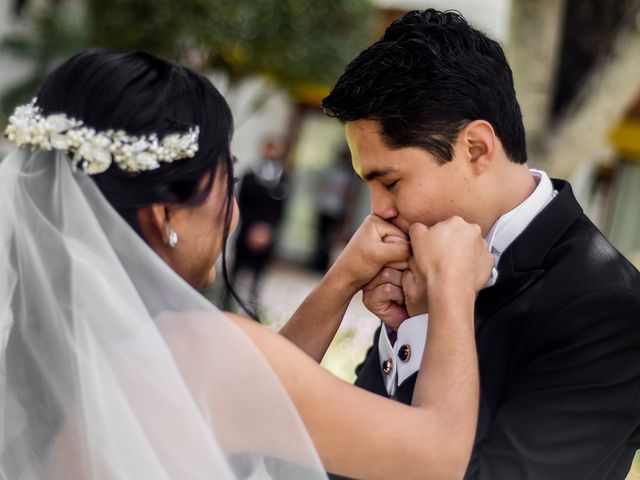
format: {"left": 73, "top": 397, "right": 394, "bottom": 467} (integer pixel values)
{"left": 139, "top": 164, "right": 239, "bottom": 290}
{"left": 176, "top": 166, "right": 239, "bottom": 289}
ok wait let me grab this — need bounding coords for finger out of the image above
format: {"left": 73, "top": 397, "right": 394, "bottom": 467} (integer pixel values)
{"left": 408, "top": 222, "right": 428, "bottom": 241}
{"left": 369, "top": 215, "right": 409, "bottom": 241}
{"left": 408, "top": 257, "right": 418, "bottom": 274}
{"left": 402, "top": 268, "right": 428, "bottom": 303}
{"left": 386, "top": 260, "right": 409, "bottom": 271}
{"left": 382, "top": 236, "right": 411, "bottom": 269}
{"left": 401, "top": 268, "right": 416, "bottom": 290}
{"left": 407, "top": 256, "right": 428, "bottom": 283}
{"left": 382, "top": 303, "right": 410, "bottom": 330}
{"left": 377, "top": 241, "right": 410, "bottom": 268}
{"left": 382, "top": 234, "right": 408, "bottom": 245}
{"left": 370, "top": 283, "right": 405, "bottom": 306}
{"left": 363, "top": 267, "right": 403, "bottom": 291}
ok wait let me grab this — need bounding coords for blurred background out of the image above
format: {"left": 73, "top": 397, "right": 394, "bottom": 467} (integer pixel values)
{"left": 1, "top": 1, "right": 639, "bottom": 473}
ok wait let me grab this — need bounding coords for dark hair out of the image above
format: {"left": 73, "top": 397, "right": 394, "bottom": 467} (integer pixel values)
{"left": 35, "top": 48, "right": 252, "bottom": 315}
{"left": 322, "top": 9, "right": 527, "bottom": 165}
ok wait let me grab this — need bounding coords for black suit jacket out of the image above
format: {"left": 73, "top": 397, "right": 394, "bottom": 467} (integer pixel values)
{"left": 338, "top": 180, "right": 640, "bottom": 480}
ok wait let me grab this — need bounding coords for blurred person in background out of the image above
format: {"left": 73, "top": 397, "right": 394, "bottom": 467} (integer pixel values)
{"left": 227, "top": 137, "right": 289, "bottom": 310}
{"left": 311, "top": 149, "right": 358, "bottom": 272}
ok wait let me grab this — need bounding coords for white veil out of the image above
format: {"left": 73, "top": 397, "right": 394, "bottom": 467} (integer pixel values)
{"left": 0, "top": 149, "right": 327, "bottom": 479}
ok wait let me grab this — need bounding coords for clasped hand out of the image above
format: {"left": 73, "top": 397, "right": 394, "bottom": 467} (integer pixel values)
{"left": 333, "top": 215, "right": 493, "bottom": 331}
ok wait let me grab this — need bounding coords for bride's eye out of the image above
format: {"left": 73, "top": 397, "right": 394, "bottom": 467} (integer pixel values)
{"left": 386, "top": 179, "right": 399, "bottom": 189}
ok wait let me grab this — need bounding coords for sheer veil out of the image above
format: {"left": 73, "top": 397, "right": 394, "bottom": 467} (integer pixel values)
{"left": 0, "top": 149, "right": 327, "bottom": 479}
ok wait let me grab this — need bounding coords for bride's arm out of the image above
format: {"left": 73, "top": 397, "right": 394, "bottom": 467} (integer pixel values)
{"left": 237, "top": 218, "right": 492, "bottom": 480}
{"left": 233, "top": 281, "right": 475, "bottom": 480}
{"left": 280, "top": 215, "right": 409, "bottom": 362}
{"left": 277, "top": 266, "right": 358, "bottom": 362}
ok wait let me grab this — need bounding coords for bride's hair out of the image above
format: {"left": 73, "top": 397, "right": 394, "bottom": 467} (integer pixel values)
{"left": 35, "top": 48, "right": 249, "bottom": 312}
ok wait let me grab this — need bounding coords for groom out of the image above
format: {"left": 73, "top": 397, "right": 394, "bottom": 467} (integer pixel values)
{"left": 286, "top": 8, "right": 640, "bottom": 480}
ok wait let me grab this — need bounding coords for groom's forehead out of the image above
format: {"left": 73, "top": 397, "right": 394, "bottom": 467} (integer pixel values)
{"left": 349, "top": 153, "right": 394, "bottom": 182}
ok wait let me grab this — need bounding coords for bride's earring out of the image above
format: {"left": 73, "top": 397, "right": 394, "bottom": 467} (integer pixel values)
{"left": 167, "top": 228, "right": 178, "bottom": 248}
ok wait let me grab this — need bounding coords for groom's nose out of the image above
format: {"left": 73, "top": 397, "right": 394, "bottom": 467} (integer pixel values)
{"left": 370, "top": 190, "right": 399, "bottom": 222}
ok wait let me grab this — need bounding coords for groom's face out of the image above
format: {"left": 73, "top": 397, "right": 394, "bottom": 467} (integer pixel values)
{"left": 346, "top": 120, "right": 479, "bottom": 233}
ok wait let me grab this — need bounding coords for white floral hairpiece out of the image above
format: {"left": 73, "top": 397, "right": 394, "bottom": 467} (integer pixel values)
{"left": 4, "top": 98, "right": 200, "bottom": 174}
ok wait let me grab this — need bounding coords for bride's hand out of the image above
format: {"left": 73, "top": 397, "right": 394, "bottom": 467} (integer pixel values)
{"left": 409, "top": 217, "right": 493, "bottom": 296}
{"left": 330, "top": 215, "right": 410, "bottom": 292}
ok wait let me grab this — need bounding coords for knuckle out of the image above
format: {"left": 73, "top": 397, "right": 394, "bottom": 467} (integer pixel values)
{"left": 381, "top": 268, "right": 392, "bottom": 282}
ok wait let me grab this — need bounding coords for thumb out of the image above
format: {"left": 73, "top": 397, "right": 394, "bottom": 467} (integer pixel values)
{"left": 401, "top": 268, "right": 415, "bottom": 290}
{"left": 408, "top": 223, "right": 428, "bottom": 241}
{"left": 383, "top": 234, "right": 408, "bottom": 245}
{"left": 380, "top": 240, "right": 410, "bottom": 268}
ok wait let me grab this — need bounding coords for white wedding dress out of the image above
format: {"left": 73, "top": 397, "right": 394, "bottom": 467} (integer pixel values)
{"left": 0, "top": 149, "right": 327, "bottom": 479}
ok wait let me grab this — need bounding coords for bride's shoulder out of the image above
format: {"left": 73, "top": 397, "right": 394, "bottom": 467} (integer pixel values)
{"left": 157, "top": 310, "right": 318, "bottom": 389}
{"left": 155, "top": 310, "right": 255, "bottom": 342}
{"left": 155, "top": 310, "right": 281, "bottom": 368}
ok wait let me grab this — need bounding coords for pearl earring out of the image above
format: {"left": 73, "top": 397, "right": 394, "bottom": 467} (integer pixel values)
{"left": 167, "top": 228, "right": 178, "bottom": 248}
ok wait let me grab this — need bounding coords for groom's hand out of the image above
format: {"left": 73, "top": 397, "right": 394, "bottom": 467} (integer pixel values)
{"left": 330, "top": 215, "right": 410, "bottom": 292}
{"left": 362, "top": 267, "right": 410, "bottom": 330}
{"left": 402, "top": 257, "right": 429, "bottom": 317}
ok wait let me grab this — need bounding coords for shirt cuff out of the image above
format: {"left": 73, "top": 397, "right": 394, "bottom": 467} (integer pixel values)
{"left": 377, "top": 314, "right": 429, "bottom": 395}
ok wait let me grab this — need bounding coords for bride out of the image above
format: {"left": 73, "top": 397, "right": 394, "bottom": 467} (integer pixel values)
{"left": 0, "top": 49, "right": 492, "bottom": 479}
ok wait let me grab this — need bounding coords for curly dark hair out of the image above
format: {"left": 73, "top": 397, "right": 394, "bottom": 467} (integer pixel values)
{"left": 322, "top": 9, "right": 527, "bottom": 165}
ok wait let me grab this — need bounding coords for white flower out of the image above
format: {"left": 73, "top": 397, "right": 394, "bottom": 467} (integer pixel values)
{"left": 162, "top": 134, "right": 182, "bottom": 150}
{"left": 131, "top": 139, "right": 149, "bottom": 153}
{"left": 79, "top": 144, "right": 112, "bottom": 174}
{"left": 45, "top": 114, "right": 75, "bottom": 133}
{"left": 134, "top": 152, "right": 160, "bottom": 171}
{"left": 50, "top": 134, "right": 71, "bottom": 150}
{"left": 92, "top": 134, "right": 112, "bottom": 149}
{"left": 3, "top": 98, "right": 200, "bottom": 175}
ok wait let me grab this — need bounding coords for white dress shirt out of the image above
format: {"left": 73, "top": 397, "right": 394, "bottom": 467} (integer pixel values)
{"left": 377, "top": 169, "right": 557, "bottom": 397}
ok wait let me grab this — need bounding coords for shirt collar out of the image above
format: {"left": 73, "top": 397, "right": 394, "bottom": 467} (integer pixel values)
{"left": 485, "top": 169, "right": 555, "bottom": 257}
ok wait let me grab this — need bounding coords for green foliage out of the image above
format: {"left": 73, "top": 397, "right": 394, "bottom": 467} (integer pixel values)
{"left": 1, "top": 0, "right": 376, "bottom": 118}
{"left": 87, "top": 0, "right": 376, "bottom": 87}
{"left": 0, "top": 4, "right": 89, "bottom": 117}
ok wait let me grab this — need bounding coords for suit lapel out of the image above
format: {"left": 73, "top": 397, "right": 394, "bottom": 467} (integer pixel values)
{"left": 475, "top": 250, "right": 544, "bottom": 330}
{"left": 475, "top": 179, "right": 583, "bottom": 331}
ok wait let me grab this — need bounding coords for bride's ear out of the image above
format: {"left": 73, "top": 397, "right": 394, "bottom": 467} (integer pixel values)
{"left": 137, "top": 204, "right": 172, "bottom": 248}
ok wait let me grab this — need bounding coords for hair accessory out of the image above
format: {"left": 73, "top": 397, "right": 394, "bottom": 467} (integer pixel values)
{"left": 167, "top": 228, "right": 179, "bottom": 248}
{"left": 4, "top": 98, "right": 200, "bottom": 175}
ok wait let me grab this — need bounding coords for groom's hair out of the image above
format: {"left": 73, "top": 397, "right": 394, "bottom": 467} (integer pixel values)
{"left": 322, "top": 9, "right": 527, "bottom": 165}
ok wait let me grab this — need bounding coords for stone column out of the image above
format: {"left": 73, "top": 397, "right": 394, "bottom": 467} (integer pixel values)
{"left": 506, "top": 0, "right": 566, "bottom": 158}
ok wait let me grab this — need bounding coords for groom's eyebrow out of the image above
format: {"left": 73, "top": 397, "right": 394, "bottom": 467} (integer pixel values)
{"left": 363, "top": 167, "right": 398, "bottom": 182}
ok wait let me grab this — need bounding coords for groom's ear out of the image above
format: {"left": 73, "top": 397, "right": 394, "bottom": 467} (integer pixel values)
{"left": 137, "top": 204, "right": 171, "bottom": 247}
{"left": 458, "top": 120, "right": 495, "bottom": 174}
